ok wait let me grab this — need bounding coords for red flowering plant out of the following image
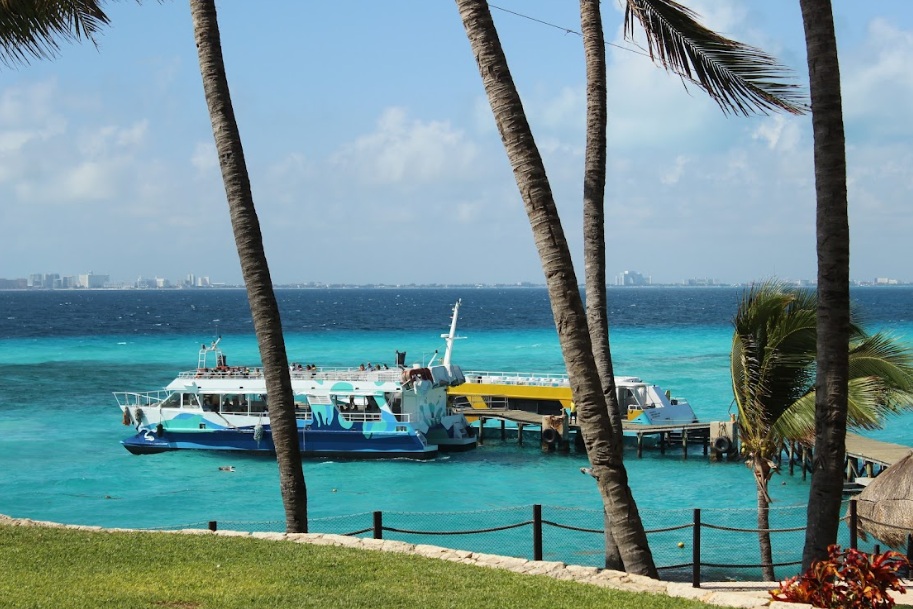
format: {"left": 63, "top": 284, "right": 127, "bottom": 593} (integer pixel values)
{"left": 771, "top": 545, "right": 909, "bottom": 608}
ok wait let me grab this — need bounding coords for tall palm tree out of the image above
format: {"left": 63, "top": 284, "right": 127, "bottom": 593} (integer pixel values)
{"left": 458, "top": 0, "right": 806, "bottom": 577}
{"left": 797, "top": 0, "right": 850, "bottom": 572}
{"left": 731, "top": 282, "right": 913, "bottom": 580}
{"left": 578, "top": 0, "right": 625, "bottom": 572}
{"left": 1, "top": 0, "right": 310, "bottom": 533}
{"left": 189, "top": 0, "right": 307, "bottom": 533}
{"left": 578, "top": 0, "right": 807, "bottom": 573}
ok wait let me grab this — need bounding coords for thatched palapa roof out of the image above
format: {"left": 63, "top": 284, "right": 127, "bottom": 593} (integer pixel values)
{"left": 853, "top": 451, "right": 913, "bottom": 548}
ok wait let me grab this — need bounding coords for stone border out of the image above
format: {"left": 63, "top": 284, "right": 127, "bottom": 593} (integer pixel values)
{"left": 0, "top": 514, "right": 805, "bottom": 609}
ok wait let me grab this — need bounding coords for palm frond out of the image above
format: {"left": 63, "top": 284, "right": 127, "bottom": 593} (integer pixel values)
{"left": 731, "top": 282, "right": 817, "bottom": 429}
{"left": 849, "top": 332, "right": 913, "bottom": 395}
{"left": 624, "top": 0, "right": 808, "bottom": 116}
{"left": 0, "top": 0, "right": 109, "bottom": 68}
{"left": 774, "top": 378, "right": 895, "bottom": 441}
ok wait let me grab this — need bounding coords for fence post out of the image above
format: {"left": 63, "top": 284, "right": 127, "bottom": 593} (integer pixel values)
{"left": 208, "top": 520, "right": 217, "bottom": 532}
{"left": 849, "top": 499, "right": 857, "bottom": 550}
{"left": 533, "top": 504, "right": 543, "bottom": 561}
{"left": 692, "top": 508, "right": 701, "bottom": 588}
{"left": 373, "top": 511, "right": 383, "bottom": 540}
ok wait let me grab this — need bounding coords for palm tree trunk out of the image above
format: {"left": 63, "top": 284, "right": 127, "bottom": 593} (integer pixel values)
{"left": 189, "top": 0, "right": 308, "bottom": 533}
{"left": 579, "top": 0, "right": 626, "bottom": 573}
{"left": 798, "top": 0, "right": 849, "bottom": 571}
{"left": 455, "top": 0, "right": 656, "bottom": 577}
{"left": 757, "top": 485, "right": 775, "bottom": 581}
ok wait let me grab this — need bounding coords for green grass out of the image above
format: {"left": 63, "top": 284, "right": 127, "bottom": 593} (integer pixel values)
{"left": 0, "top": 524, "right": 727, "bottom": 609}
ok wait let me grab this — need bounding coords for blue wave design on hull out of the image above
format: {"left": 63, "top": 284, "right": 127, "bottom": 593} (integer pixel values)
{"left": 122, "top": 425, "right": 435, "bottom": 459}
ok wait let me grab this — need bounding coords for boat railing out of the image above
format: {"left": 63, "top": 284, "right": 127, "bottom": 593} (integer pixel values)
{"left": 462, "top": 370, "right": 570, "bottom": 387}
{"left": 176, "top": 367, "right": 404, "bottom": 383}
{"left": 450, "top": 395, "right": 508, "bottom": 411}
{"left": 113, "top": 390, "right": 171, "bottom": 408}
{"left": 294, "top": 368, "right": 402, "bottom": 383}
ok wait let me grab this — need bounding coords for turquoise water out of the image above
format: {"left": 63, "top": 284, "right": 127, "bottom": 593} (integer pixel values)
{"left": 1, "top": 287, "right": 911, "bottom": 576}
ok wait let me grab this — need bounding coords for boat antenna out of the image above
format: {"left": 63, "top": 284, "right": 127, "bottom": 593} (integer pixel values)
{"left": 442, "top": 299, "right": 465, "bottom": 368}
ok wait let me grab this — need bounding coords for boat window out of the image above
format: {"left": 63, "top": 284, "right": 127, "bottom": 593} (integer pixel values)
{"left": 201, "top": 394, "right": 220, "bottom": 411}
{"left": 618, "top": 388, "right": 640, "bottom": 408}
{"left": 249, "top": 394, "right": 267, "bottom": 413}
{"left": 161, "top": 393, "right": 181, "bottom": 408}
{"left": 220, "top": 394, "right": 249, "bottom": 415}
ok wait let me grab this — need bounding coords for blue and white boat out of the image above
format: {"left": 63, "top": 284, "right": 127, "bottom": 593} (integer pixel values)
{"left": 116, "top": 302, "right": 476, "bottom": 459}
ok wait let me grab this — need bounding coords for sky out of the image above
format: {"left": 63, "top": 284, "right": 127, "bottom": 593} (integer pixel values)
{"left": 1, "top": 1, "right": 912, "bottom": 286}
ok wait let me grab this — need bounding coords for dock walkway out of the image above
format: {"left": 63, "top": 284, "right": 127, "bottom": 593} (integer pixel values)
{"left": 844, "top": 433, "right": 912, "bottom": 468}
{"left": 455, "top": 406, "right": 727, "bottom": 458}
{"left": 458, "top": 406, "right": 913, "bottom": 472}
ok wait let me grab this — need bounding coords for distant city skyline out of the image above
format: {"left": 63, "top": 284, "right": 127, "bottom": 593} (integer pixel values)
{"left": 2, "top": 268, "right": 909, "bottom": 290}
{"left": 2, "top": 1, "right": 912, "bottom": 286}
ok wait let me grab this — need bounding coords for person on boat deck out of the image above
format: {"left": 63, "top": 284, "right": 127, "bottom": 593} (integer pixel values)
{"left": 568, "top": 402, "right": 577, "bottom": 424}
{"left": 348, "top": 395, "right": 356, "bottom": 411}
{"left": 359, "top": 364, "right": 365, "bottom": 371}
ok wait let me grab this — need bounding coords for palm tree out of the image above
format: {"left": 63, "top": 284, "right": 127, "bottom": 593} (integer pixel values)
{"left": 731, "top": 282, "right": 913, "bottom": 580}
{"left": 1, "top": 0, "right": 310, "bottom": 535}
{"left": 578, "top": 0, "right": 626, "bottom": 572}
{"left": 579, "top": 0, "right": 808, "bottom": 574}
{"left": 189, "top": 0, "right": 307, "bottom": 533}
{"left": 797, "top": 0, "right": 850, "bottom": 572}
{"left": 458, "top": 0, "right": 806, "bottom": 577}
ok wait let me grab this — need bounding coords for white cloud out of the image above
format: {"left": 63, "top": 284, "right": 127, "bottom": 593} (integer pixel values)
{"left": 661, "top": 155, "right": 689, "bottom": 185}
{"left": 842, "top": 19, "right": 913, "bottom": 138}
{"left": 330, "top": 107, "right": 478, "bottom": 186}
{"left": 78, "top": 121, "right": 148, "bottom": 158}
{"left": 191, "top": 141, "right": 218, "bottom": 172}
{"left": 752, "top": 115, "right": 802, "bottom": 151}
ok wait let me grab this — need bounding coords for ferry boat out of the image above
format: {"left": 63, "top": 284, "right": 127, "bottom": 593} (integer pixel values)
{"left": 450, "top": 372, "right": 698, "bottom": 427}
{"left": 116, "top": 303, "right": 476, "bottom": 459}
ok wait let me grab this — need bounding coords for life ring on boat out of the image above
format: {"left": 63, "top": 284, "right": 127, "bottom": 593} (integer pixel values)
{"left": 713, "top": 436, "right": 732, "bottom": 453}
{"left": 542, "top": 427, "right": 560, "bottom": 445}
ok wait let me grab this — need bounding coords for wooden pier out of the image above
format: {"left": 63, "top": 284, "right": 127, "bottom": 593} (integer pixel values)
{"left": 772, "top": 433, "right": 912, "bottom": 484}
{"left": 844, "top": 433, "right": 912, "bottom": 469}
{"left": 457, "top": 406, "right": 913, "bottom": 476}
{"left": 455, "top": 406, "right": 737, "bottom": 459}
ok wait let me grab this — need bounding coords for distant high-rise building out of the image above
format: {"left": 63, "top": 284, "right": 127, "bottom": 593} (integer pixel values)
{"left": 78, "top": 273, "right": 109, "bottom": 289}
{"left": 616, "top": 270, "right": 651, "bottom": 286}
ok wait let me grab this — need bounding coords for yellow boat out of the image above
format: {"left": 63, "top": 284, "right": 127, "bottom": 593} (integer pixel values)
{"left": 449, "top": 372, "right": 698, "bottom": 426}
{"left": 429, "top": 300, "right": 698, "bottom": 428}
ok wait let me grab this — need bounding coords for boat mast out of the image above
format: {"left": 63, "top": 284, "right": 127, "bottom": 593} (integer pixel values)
{"left": 442, "top": 300, "right": 463, "bottom": 368}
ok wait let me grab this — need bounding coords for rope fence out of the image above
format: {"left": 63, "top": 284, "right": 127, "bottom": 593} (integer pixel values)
{"left": 157, "top": 498, "right": 911, "bottom": 587}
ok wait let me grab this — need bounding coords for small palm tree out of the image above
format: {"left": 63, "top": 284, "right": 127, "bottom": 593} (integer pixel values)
{"left": 731, "top": 282, "right": 913, "bottom": 580}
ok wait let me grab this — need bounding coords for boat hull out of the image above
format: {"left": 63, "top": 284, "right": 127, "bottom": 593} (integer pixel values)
{"left": 121, "top": 425, "right": 438, "bottom": 459}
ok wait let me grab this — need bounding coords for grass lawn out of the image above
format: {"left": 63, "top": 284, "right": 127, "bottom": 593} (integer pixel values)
{"left": 0, "top": 524, "right": 729, "bottom": 609}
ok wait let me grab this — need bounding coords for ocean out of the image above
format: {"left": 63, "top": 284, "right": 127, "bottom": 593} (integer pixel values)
{"left": 2, "top": 286, "right": 911, "bottom": 577}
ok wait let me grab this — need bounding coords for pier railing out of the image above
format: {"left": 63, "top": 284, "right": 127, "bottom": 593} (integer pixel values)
{"left": 161, "top": 499, "right": 910, "bottom": 587}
